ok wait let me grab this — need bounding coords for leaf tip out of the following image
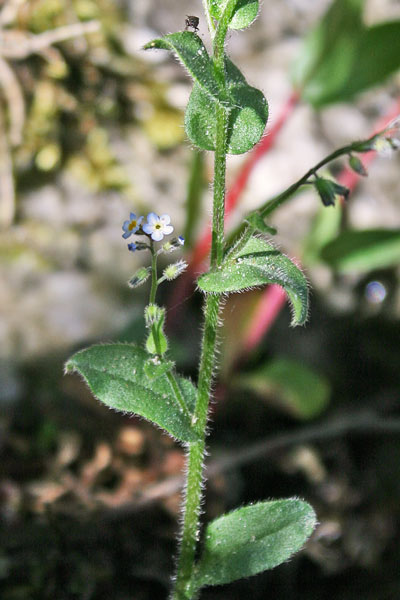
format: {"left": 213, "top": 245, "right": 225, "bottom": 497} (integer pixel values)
{"left": 64, "top": 359, "right": 75, "bottom": 375}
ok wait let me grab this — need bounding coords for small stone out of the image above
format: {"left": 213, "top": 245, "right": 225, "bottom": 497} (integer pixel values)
{"left": 117, "top": 426, "right": 146, "bottom": 456}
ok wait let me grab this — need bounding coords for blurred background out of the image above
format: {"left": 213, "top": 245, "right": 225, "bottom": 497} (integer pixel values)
{"left": 1, "top": 0, "right": 400, "bottom": 598}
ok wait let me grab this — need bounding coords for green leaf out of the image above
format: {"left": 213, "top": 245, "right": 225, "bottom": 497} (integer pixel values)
{"left": 144, "top": 304, "right": 168, "bottom": 356}
{"left": 320, "top": 229, "right": 400, "bottom": 272}
{"left": 65, "top": 344, "right": 199, "bottom": 443}
{"left": 194, "top": 499, "right": 316, "bottom": 588}
{"left": 292, "top": 0, "right": 365, "bottom": 107}
{"left": 209, "top": 0, "right": 259, "bottom": 30}
{"left": 144, "top": 358, "right": 175, "bottom": 380}
{"left": 302, "top": 201, "right": 342, "bottom": 266}
{"left": 236, "top": 357, "right": 330, "bottom": 420}
{"left": 144, "top": 32, "right": 221, "bottom": 101}
{"left": 293, "top": 0, "right": 400, "bottom": 107}
{"left": 197, "top": 236, "right": 309, "bottom": 326}
{"left": 332, "top": 21, "right": 400, "bottom": 103}
{"left": 145, "top": 34, "right": 268, "bottom": 154}
{"left": 185, "top": 59, "right": 268, "bottom": 154}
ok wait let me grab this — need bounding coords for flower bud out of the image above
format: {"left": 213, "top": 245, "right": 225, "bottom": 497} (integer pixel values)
{"left": 314, "top": 177, "right": 336, "bottom": 207}
{"left": 144, "top": 304, "right": 168, "bottom": 356}
{"left": 331, "top": 182, "right": 350, "bottom": 200}
{"left": 134, "top": 241, "right": 150, "bottom": 251}
{"left": 128, "top": 266, "right": 151, "bottom": 288}
{"left": 144, "top": 303, "right": 165, "bottom": 327}
{"left": 160, "top": 236, "right": 185, "bottom": 253}
{"left": 314, "top": 176, "right": 349, "bottom": 207}
{"left": 163, "top": 260, "right": 188, "bottom": 281}
{"left": 349, "top": 155, "right": 368, "bottom": 177}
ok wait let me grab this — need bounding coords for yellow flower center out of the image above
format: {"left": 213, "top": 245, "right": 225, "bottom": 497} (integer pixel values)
{"left": 128, "top": 220, "right": 137, "bottom": 231}
{"left": 155, "top": 224, "right": 161, "bottom": 229}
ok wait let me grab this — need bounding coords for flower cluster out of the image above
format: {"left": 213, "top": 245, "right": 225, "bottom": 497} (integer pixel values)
{"left": 122, "top": 212, "right": 181, "bottom": 248}
{"left": 357, "top": 116, "right": 400, "bottom": 157}
{"left": 123, "top": 210, "right": 186, "bottom": 292}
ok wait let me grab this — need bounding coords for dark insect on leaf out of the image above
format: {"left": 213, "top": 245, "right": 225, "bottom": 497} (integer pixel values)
{"left": 185, "top": 15, "right": 199, "bottom": 32}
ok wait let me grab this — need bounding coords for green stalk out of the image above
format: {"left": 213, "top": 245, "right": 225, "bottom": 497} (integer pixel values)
{"left": 171, "top": 294, "right": 221, "bottom": 600}
{"left": 259, "top": 142, "right": 359, "bottom": 218}
{"left": 171, "top": 11, "right": 231, "bottom": 598}
{"left": 166, "top": 369, "right": 193, "bottom": 423}
{"left": 223, "top": 137, "right": 378, "bottom": 256}
{"left": 201, "top": 0, "right": 216, "bottom": 38}
{"left": 149, "top": 242, "right": 158, "bottom": 304}
{"left": 147, "top": 242, "right": 191, "bottom": 421}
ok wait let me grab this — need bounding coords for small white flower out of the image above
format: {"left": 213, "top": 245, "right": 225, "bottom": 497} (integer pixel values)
{"left": 143, "top": 212, "right": 174, "bottom": 241}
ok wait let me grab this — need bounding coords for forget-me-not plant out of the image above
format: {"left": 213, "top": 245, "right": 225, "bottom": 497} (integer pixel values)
{"left": 66, "top": 2, "right": 400, "bottom": 598}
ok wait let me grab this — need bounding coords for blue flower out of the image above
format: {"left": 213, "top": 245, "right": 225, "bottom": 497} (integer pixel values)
{"left": 122, "top": 213, "right": 143, "bottom": 239}
{"left": 143, "top": 212, "right": 174, "bottom": 242}
{"left": 127, "top": 242, "right": 137, "bottom": 252}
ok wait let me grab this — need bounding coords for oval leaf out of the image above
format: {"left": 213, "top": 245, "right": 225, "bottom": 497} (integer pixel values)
{"left": 209, "top": 0, "right": 259, "bottom": 30}
{"left": 144, "top": 32, "right": 221, "bottom": 101}
{"left": 65, "top": 344, "right": 199, "bottom": 443}
{"left": 194, "top": 499, "right": 316, "bottom": 588}
{"left": 197, "top": 237, "right": 309, "bottom": 325}
{"left": 330, "top": 21, "right": 400, "bottom": 104}
{"left": 185, "top": 60, "right": 268, "bottom": 154}
{"left": 236, "top": 357, "right": 330, "bottom": 420}
{"left": 292, "top": 0, "right": 365, "bottom": 107}
{"left": 320, "top": 229, "right": 400, "bottom": 272}
{"left": 302, "top": 202, "right": 342, "bottom": 266}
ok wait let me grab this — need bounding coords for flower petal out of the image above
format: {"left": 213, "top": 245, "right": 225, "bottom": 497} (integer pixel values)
{"left": 163, "top": 225, "right": 173, "bottom": 235}
{"left": 159, "top": 214, "right": 171, "bottom": 225}
{"left": 122, "top": 230, "right": 132, "bottom": 239}
{"left": 129, "top": 212, "right": 137, "bottom": 220}
{"left": 152, "top": 230, "right": 164, "bottom": 242}
{"left": 143, "top": 223, "right": 153, "bottom": 235}
{"left": 146, "top": 212, "right": 158, "bottom": 225}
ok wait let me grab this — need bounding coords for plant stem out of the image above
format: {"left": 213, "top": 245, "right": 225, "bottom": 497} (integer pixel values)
{"left": 211, "top": 104, "right": 228, "bottom": 267}
{"left": 149, "top": 242, "right": 158, "bottom": 304}
{"left": 171, "top": 21, "right": 230, "bottom": 600}
{"left": 259, "top": 141, "right": 367, "bottom": 219}
{"left": 166, "top": 370, "right": 192, "bottom": 423}
{"left": 172, "top": 294, "right": 221, "bottom": 600}
{"left": 201, "top": 0, "right": 216, "bottom": 39}
{"left": 223, "top": 136, "right": 379, "bottom": 256}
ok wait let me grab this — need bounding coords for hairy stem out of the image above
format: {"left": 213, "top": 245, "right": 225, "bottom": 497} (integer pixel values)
{"left": 172, "top": 293, "right": 221, "bottom": 599}
{"left": 259, "top": 141, "right": 371, "bottom": 218}
{"left": 201, "top": 0, "right": 216, "bottom": 38}
{"left": 166, "top": 370, "right": 192, "bottom": 423}
{"left": 211, "top": 105, "right": 228, "bottom": 267}
{"left": 171, "top": 14, "right": 230, "bottom": 599}
{"left": 149, "top": 243, "right": 158, "bottom": 304}
{"left": 224, "top": 136, "right": 380, "bottom": 255}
